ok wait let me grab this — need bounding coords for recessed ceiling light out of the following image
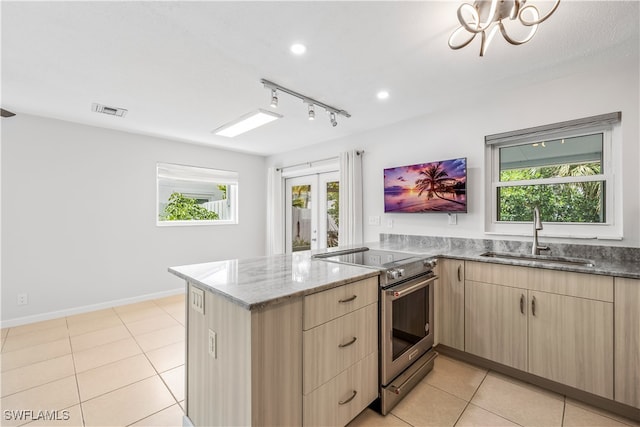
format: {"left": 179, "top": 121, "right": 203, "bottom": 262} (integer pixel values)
{"left": 377, "top": 90, "right": 390, "bottom": 100}
{"left": 213, "top": 109, "right": 282, "bottom": 138}
{"left": 290, "top": 43, "right": 307, "bottom": 55}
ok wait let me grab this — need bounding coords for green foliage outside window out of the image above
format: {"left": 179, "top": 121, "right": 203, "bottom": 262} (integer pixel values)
{"left": 160, "top": 192, "right": 219, "bottom": 221}
{"left": 498, "top": 163, "right": 603, "bottom": 223}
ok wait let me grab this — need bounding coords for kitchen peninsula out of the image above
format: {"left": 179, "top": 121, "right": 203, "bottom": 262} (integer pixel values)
{"left": 169, "top": 237, "right": 640, "bottom": 426}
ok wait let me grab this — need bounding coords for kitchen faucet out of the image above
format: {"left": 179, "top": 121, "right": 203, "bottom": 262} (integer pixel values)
{"left": 532, "top": 207, "right": 550, "bottom": 255}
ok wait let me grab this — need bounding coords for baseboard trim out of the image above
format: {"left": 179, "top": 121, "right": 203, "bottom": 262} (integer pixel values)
{"left": 0, "top": 287, "right": 185, "bottom": 328}
{"left": 435, "top": 345, "right": 640, "bottom": 422}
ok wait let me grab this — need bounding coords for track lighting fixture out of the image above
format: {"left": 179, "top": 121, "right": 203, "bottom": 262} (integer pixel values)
{"left": 261, "top": 78, "right": 350, "bottom": 128}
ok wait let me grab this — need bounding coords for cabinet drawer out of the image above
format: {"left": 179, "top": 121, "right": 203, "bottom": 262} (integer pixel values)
{"left": 304, "top": 276, "right": 378, "bottom": 330}
{"left": 466, "top": 261, "right": 613, "bottom": 302}
{"left": 303, "top": 352, "right": 378, "bottom": 427}
{"left": 303, "top": 303, "right": 377, "bottom": 395}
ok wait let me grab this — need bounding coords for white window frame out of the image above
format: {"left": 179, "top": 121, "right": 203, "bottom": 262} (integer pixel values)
{"left": 156, "top": 162, "right": 239, "bottom": 227}
{"left": 484, "top": 113, "right": 622, "bottom": 240}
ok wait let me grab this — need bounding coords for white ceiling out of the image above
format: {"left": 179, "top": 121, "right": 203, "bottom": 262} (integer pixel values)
{"left": 2, "top": 1, "right": 638, "bottom": 156}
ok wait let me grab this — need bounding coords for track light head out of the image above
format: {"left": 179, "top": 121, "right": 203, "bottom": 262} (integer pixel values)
{"left": 270, "top": 89, "right": 278, "bottom": 108}
{"left": 329, "top": 112, "right": 337, "bottom": 127}
{"left": 308, "top": 104, "right": 315, "bottom": 121}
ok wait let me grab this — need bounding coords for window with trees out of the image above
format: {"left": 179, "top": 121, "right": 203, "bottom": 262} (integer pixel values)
{"left": 157, "top": 163, "right": 238, "bottom": 226}
{"left": 485, "top": 113, "right": 622, "bottom": 239}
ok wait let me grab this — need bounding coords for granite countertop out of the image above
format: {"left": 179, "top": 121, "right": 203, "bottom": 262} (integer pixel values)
{"left": 170, "top": 238, "right": 639, "bottom": 311}
{"left": 367, "top": 238, "right": 640, "bottom": 280}
{"left": 168, "top": 251, "right": 379, "bottom": 310}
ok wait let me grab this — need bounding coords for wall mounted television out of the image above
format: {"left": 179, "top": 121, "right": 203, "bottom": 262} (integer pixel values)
{"left": 384, "top": 158, "right": 467, "bottom": 213}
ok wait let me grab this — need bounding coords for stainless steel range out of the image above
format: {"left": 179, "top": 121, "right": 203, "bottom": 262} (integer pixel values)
{"left": 313, "top": 247, "right": 438, "bottom": 414}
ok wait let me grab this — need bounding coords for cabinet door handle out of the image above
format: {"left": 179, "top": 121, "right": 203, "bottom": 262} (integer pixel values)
{"left": 531, "top": 296, "right": 537, "bottom": 316}
{"left": 457, "top": 265, "right": 462, "bottom": 282}
{"left": 338, "top": 336, "right": 357, "bottom": 348}
{"left": 338, "top": 390, "right": 357, "bottom": 405}
{"left": 520, "top": 294, "right": 525, "bottom": 314}
{"left": 338, "top": 295, "right": 357, "bottom": 303}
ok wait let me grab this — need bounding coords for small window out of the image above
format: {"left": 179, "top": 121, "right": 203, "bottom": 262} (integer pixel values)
{"left": 485, "top": 113, "right": 622, "bottom": 240}
{"left": 157, "top": 163, "right": 238, "bottom": 226}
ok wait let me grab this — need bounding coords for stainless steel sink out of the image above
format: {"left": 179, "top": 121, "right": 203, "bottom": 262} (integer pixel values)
{"left": 479, "top": 251, "right": 596, "bottom": 267}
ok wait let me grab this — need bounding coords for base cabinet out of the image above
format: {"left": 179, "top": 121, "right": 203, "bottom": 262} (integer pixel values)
{"left": 185, "top": 276, "right": 378, "bottom": 427}
{"left": 464, "top": 261, "right": 614, "bottom": 399}
{"left": 528, "top": 291, "right": 613, "bottom": 398}
{"left": 302, "top": 277, "right": 379, "bottom": 427}
{"left": 614, "top": 277, "right": 640, "bottom": 408}
{"left": 464, "top": 280, "right": 527, "bottom": 371}
{"left": 435, "top": 259, "right": 465, "bottom": 350}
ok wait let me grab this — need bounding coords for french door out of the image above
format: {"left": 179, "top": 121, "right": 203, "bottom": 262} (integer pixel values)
{"left": 285, "top": 172, "right": 339, "bottom": 252}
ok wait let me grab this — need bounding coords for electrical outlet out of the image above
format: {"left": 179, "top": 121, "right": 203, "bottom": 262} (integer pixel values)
{"left": 191, "top": 287, "right": 205, "bottom": 314}
{"left": 208, "top": 329, "right": 217, "bottom": 359}
{"left": 386, "top": 218, "right": 393, "bottom": 228}
{"left": 448, "top": 213, "right": 457, "bottom": 225}
{"left": 17, "top": 293, "right": 28, "bottom": 306}
{"left": 368, "top": 215, "right": 381, "bottom": 226}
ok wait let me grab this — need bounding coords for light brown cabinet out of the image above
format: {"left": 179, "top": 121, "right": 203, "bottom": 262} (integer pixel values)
{"left": 465, "top": 280, "right": 528, "bottom": 370}
{"left": 435, "top": 259, "right": 465, "bottom": 350}
{"left": 614, "top": 277, "right": 640, "bottom": 408}
{"left": 302, "top": 277, "right": 378, "bottom": 427}
{"left": 528, "top": 290, "right": 613, "bottom": 398}
{"left": 464, "top": 261, "right": 614, "bottom": 399}
{"left": 185, "top": 276, "right": 378, "bottom": 427}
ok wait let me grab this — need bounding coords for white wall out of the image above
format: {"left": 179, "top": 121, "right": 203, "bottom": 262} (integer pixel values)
{"left": 1, "top": 114, "right": 266, "bottom": 325}
{"left": 267, "top": 59, "right": 640, "bottom": 248}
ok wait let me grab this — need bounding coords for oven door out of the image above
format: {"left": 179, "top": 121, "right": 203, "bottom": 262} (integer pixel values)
{"left": 381, "top": 273, "right": 436, "bottom": 386}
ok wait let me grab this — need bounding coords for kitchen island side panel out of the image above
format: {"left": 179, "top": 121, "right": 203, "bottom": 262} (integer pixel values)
{"left": 187, "top": 282, "right": 253, "bottom": 426}
{"left": 251, "top": 297, "right": 303, "bottom": 426}
{"left": 187, "top": 281, "right": 303, "bottom": 426}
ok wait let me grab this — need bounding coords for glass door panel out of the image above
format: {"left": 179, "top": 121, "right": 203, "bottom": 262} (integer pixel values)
{"left": 285, "top": 172, "right": 339, "bottom": 253}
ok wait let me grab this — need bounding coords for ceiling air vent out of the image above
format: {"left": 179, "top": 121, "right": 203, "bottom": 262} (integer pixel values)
{"left": 92, "top": 103, "right": 128, "bottom": 117}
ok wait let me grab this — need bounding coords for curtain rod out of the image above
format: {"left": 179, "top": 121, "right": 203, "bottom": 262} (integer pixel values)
{"left": 276, "top": 151, "right": 363, "bottom": 172}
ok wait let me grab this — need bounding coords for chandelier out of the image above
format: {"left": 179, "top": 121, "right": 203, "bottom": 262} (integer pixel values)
{"left": 448, "top": 0, "right": 560, "bottom": 56}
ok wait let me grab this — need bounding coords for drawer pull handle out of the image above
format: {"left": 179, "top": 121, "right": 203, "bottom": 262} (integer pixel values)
{"left": 338, "top": 390, "right": 357, "bottom": 405}
{"left": 338, "top": 336, "right": 357, "bottom": 348}
{"left": 520, "top": 294, "right": 525, "bottom": 315}
{"left": 457, "top": 265, "right": 462, "bottom": 282}
{"left": 338, "top": 295, "right": 357, "bottom": 303}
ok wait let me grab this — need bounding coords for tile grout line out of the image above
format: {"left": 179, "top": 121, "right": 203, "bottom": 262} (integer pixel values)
{"left": 561, "top": 395, "right": 567, "bottom": 426}
{"left": 66, "top": 317, "right": 87, "bottom": 427}
{"left": 460, "top": 369, "right": 526, "bottom": 427}
{"left": 451, "top": 369, "right": 489, "bottom": 426}
{"left": 117, "top": 305, "right": 184, "bottom": 404}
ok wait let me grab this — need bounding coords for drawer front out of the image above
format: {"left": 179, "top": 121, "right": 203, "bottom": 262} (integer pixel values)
{"left": 466, "top": 261, "right": 613, "bottom": 302}
{"left": 303, "top": 352, "right": 378, "bottom": 427}
{"left": 303, "top": 303, "right": 377, "bottom": 395}
{"left": 304, "top": 276, "right": 378, "bottom": 330}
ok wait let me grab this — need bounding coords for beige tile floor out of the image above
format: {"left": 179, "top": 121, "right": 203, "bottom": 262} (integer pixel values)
{"left": 2, "top": 294, "right": 638, "bottom": 427}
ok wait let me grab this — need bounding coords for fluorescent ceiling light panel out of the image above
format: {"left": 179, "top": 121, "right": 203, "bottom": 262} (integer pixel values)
{"left": 213, "top": 109, "right": 282, "bottom": 137}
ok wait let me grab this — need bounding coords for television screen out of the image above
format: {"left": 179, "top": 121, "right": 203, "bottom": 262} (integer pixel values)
{"left": 384, "top": 158, "right": 467, "bottom": 213}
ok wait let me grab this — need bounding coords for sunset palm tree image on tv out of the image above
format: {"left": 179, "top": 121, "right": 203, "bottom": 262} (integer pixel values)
{"left": 384, "top": 158, "right": 467, "bottom": 213}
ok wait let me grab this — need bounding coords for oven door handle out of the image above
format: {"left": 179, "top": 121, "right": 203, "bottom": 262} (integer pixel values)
{"left": 386, "top": 275, "right": 437, "bottom": 299}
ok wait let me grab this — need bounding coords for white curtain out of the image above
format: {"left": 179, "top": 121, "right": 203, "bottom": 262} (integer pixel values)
{"left": 266, "top": 167, "right": 284, "bottom": 255}
{"left": 339, "top": 150, "right": 364, "bottom": 247}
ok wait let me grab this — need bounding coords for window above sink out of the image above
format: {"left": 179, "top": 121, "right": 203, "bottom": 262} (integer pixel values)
{"left": 484, "top": 112, "right": 622, "bottom": 241}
